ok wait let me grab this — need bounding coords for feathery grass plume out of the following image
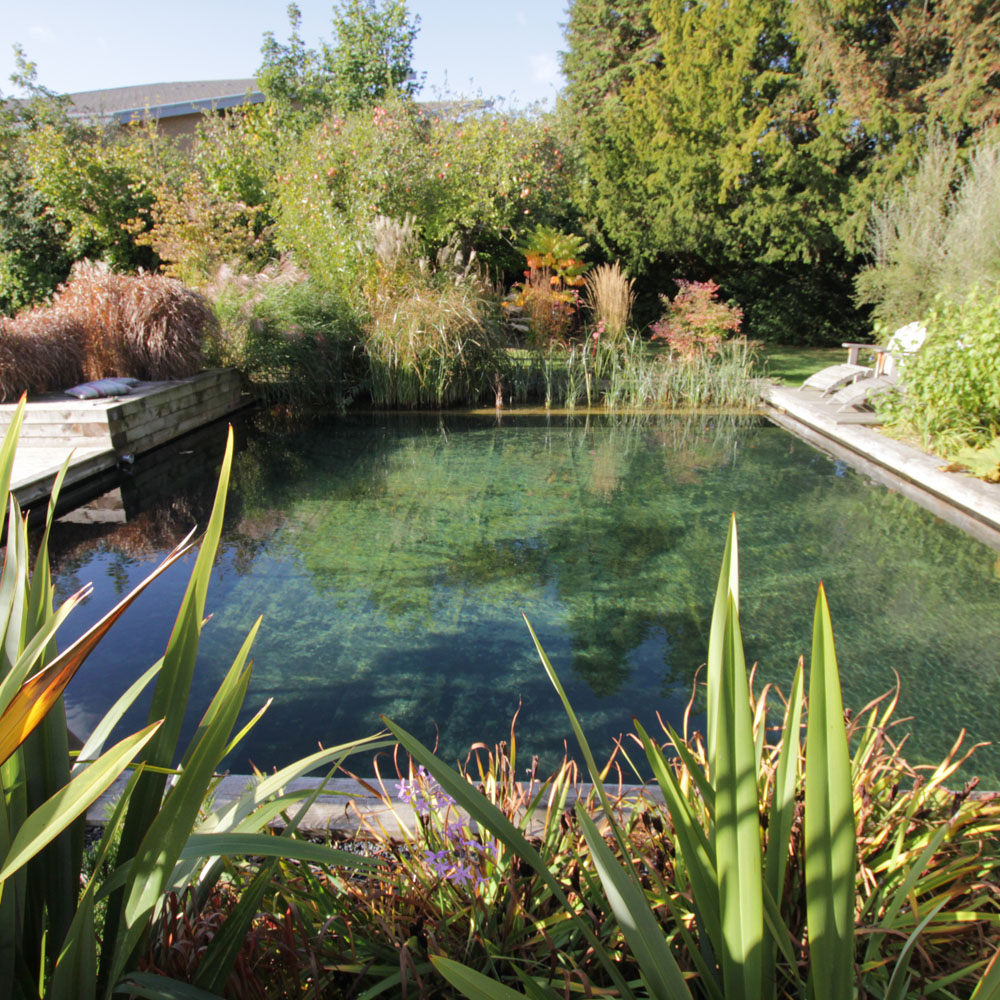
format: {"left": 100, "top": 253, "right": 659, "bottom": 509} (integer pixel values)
{"left": 202, "top": 257, "right": 308, "bottom": 303}
{"left": 366, "top": 275, "right": 508, "bottom": 408}
{"left": 0, "top": 310, "right": 86, "bottom": 401}
{"left": 114, "top": 270, "right": 215, "bottom": 379}
{"left": 373, "top": 214, "right": 419, "bottom": 272}
{"left": 49, "top": 261, "right": 214, "bottom": 380}
{"left": 857, "top": 129, "right": 1000, "bottom": 330}
{"left": 584, "top": 260, "right": 636, "bottom": 342}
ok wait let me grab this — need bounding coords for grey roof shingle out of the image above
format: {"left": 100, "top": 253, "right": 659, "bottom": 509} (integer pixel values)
{"left": 65, "top": 79, "right": 262, "bottom": 121}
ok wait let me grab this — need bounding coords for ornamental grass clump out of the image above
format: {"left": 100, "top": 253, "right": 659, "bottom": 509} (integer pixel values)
{"left": 207, "top": 260, "right": 363, "bottom": 411}
{"left": 0, "top": 311, "right": 85, "bottom": 401}
{"left": 50, "top": 260, "right": 213, "bottom": 380}
{"left": 363, "top": 218, "right": 509, "bottom": 408}
{"left": 0, "top": 261, "right": 214, "bottom": 399}
{"left": 365, "top": 276, "right": 509, "bottom": 408}
{"left": 584, "top": 260, "right": 635, "bottom": 345}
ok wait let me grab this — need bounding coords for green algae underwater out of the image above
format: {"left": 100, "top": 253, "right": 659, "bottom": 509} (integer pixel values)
{"left": 44, "top": 410, "right": 1000, "bottom": 784}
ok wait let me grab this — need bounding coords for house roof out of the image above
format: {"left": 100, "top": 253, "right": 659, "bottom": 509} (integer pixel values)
{"left": 64, "top": 79, "right": 263, "bottom": 123}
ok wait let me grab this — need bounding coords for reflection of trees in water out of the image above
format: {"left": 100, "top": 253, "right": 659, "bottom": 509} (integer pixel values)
{"left": 39, "top": 408, "right": 1000, "bottom": 782}
{"left": 48, "top": 498, "right": 203, "bottom": 596}
{"left": 44, "top": 413, "right": 289, "bottom": 594}
{"left": 249, "top": 411, "right": 763, "bottom": 697}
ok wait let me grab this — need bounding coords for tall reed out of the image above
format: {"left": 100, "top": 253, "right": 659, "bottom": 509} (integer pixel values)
{"left": 520, "top": 335, "right": 761, "bottom": 411}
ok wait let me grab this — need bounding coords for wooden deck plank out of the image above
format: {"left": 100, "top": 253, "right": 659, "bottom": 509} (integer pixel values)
{"left": 2, "top": 370, "right": 246, "bottom": 509}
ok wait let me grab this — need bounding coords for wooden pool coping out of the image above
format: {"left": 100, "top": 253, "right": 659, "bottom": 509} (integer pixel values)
{"left": 762, "top": 383, "right": 1000, "bottom": 551}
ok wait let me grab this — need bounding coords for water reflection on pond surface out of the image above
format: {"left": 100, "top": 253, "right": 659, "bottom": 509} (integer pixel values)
{"left": 46, "top": 410, "right": 1000, "bottom": 783}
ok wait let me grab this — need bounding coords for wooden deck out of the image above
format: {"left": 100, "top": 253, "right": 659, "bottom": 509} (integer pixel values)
{"left": 767, "top": 381, "right": 883, "bottom": 425}
{"left": 1, "top": 369, "right": 245, "bottom": 510}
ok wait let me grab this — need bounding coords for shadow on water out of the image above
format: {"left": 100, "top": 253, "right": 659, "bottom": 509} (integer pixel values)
{"left": 39, "top": 408, "right": 1000, "bottom": 784}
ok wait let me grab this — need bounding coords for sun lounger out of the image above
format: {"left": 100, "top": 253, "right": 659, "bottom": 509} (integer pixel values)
{"left": 799, "top": 361, "right": 874, "bottom": 395}
{"left": 798, "top": 323, "right": 927, "bottom": 403}
{"left": 827, "top": 323, "right": 928, "bottom": 411}
{"left": 830, "top": 372, "right": 898, "bottom": 411}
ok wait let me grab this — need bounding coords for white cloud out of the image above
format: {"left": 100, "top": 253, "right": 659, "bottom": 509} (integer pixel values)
{"left": 529, "top": 52, "right": 560, "bottom": 89}
{"left": 515, "top": 11, "right": 527, "bottom": 27}
{"left": 27, "top": 24, "right": 54, "bottom": 41}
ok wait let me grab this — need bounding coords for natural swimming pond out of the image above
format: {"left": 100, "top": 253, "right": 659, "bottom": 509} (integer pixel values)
{"left": 47, "top": 411, "right": 1000, "bottom": 784}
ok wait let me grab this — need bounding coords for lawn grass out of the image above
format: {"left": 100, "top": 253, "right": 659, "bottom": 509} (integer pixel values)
{"left": 760, "top": 344, "right": 847, "bottom": 384}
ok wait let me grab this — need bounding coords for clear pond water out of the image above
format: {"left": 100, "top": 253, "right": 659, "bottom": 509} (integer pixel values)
{"left": 47, "top": 411, "right": 1000, "bottom": 784}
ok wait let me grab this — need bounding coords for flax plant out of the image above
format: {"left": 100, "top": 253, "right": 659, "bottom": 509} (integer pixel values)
{"left": 0, "top": 401, "right": 386, "bottom": 999}
{"left": 268, "top": 734, "right": 645, "bottom": 998}
{"left": 383, "top": 518, "right": 999, "bottom": 999}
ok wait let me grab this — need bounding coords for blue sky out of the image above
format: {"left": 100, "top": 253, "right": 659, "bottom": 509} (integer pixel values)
{"left": 0, "top": 1, "right": 570, "bottom": 108}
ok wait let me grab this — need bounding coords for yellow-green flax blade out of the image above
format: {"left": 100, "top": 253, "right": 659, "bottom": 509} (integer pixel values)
{"left": 713, "top": 593, "right": 763, "bottom": 1000}
{"left": 0, "top": 397, "right": 26, "bottom": 509}
{"left": 576, "top": 804, "right": 694, "bottom": 1000}
{"left": 707, "top": 514, "right": 739, "bottom": 778}
{"left": 431, "top": 956, "right": 540, "bottom": 1000}
{"left": 0, "top": 723, "right": 160, "bottom": 884}
{"left": 971, "top": 946, "right": 1000, "bottom": 1000}
{"left": 804, "top": 584, "right": 856, "bottom": 1000}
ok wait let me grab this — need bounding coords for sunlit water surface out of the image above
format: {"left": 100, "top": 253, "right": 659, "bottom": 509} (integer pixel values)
{"left": 46, "top": 411, "right": 1000, "bottom": 784}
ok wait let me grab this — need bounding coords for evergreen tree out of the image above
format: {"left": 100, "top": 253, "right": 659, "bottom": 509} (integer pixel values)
{"left": 561, "top": 0, "right": 1000, "bottom": 341}
{"left": 793, "top": 0, "right": 1000, "bottom": 250}
{"left": 560, "top": 0, "right": 657, "bottom": 259}
{"left": 563, "top": 0, "right": 862, "bottom": 341}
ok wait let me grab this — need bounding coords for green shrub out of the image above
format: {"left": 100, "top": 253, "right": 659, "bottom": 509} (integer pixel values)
{"left": 274, "top": 96, "right": 574, "bottom": 295}
{"left": 140, "top": 104, "right": 289, "bottom": 288}
{"left": 207, "top": 262, "right": 363, "bottom": 411}
{"left": 23, "top": 120, "right": 162, "bottom": 275}
{"left": 857, "top": 130, "right": 1000, "bottom": 330}
{"left": 880, "top": 286, "right": 1000, "bottom": 450}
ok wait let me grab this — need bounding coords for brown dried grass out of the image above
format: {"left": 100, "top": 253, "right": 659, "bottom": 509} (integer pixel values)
{"left": 55, "top": 261, "right": 215, "bottom": 380}
{"left": 0, "top": 311, "right": 85, "bottom": 402}
{"left": 0, "top": 262, "right": 216, "bottom": 399}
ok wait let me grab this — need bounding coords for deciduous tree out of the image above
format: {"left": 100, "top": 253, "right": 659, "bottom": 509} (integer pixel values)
{"left": 258, "top": 1, "right": 422, "bottom": 119}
